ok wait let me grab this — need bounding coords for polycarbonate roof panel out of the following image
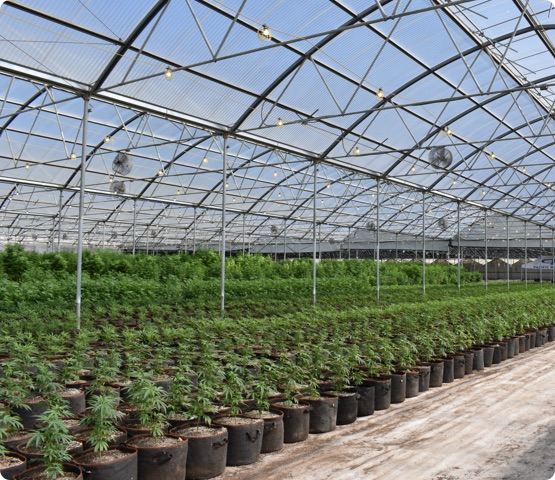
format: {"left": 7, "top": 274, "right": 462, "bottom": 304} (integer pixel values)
{"left": 3, "top": 0, "right": 555, "bottom": 248}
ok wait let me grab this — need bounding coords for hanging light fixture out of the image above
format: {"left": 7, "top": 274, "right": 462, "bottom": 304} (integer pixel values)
{"left": 104, "top": 136, "right": 111, "bottom": 143}
{"left": 277, "top": 118, "right": 284, "bottom": 128}
{"left": 273, "top": 171, "right": 278, "bottom": 178}
{"left": 70, "top": 152, "right": 77, "bottom": 160}
{"left": 25, "top": 163, "right": 30, "bottom": 170}
{"left": 376, "top": 88, "right": 385, "bottom": 100}
{"left": 202, "top": 156, "right": 208, "bottom": 164}
{"left": 164, "top": 66, "right": 173, "bottom": 81}
{"left": 257, "top": 24, "right": 272, "bottom": 41}
{"left": 157, "top": 169, "right": 164, "bottom": 177}
{"left": 354, "top": 146, "right": 360, "bottom": 156}
{"left": 444, "top": 126, "right": 453, "bottom": 136}
{"left": 489, "top": 152, "right": 495, "bottom": 160}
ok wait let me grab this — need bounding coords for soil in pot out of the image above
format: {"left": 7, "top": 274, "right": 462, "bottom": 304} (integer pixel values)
{"left": 170, "top": 424, "right": 227, "bottom": 480}
{"left": 72, "top": 428, "right": 127, "bottom": 451}
{"left": 125, "top": 434, "right": 187, "bottom": 480}
{"left": 0, "top": 452, "right": 26, "bottom": 480}
{"left": 5, "top": 432, "right": 34, "bottom": 453}
{"left": 72, "top": 445, "right": 137, "bottom": 480}
{"left": 17, "top": 440, "right": 83, "bottom": 463}
{"left": 355, "top": 382, "right": 375, "bottom": 417}
{"left": 62, "top": 389, "right": 86, "bottom": 416}
{"left": 212, "top": 416, "right": 263, "bottom": 466}
{"left": 271, "top": 402, "right": 310, "bottom": 443}
{"left": 299, "top": 394, "right": 338, "bottom": 434}
{"left": 13, "top": 462, "right": 83, "bottom": 480}
{"left": 243, "top": 409, "right": 284, "bottom": 453}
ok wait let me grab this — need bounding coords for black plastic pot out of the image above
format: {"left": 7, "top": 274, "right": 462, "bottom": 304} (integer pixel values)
{"left": 510, "top": 337, "right": 520, "bottom": 357}
{"left": 518, "top": 335, "right": 526, "bottom": 353}
{"left": 472, "top": 348, "right": 484, "bottom": 371}
{"left": 300, "top": 394, "right": 338, "bottom": 434}
{"left": 0, "top": 452, "right": 26, "bottom": 480}
{"left": 429, "top": 361, "right": 444, "bottom": 388}
{"left": 462, "top": 352, "right": 474, "bottom": 375}
{"left": 355, "top": 382, "right": 375, "bottom": 417}
{"left": 13, "top": 398, "right": 48, "bottom": 430}
{"left": 386, "top": 373, "right": 406, "bottom": 403}
{"left": 441, "top": 358, "right": 454, "bottom": 384}
{"left": 452, "top": 355, "right": 465, "bottom": 379}
{"left": 506, "top": 338, "right": 515, "bottom": 359}
{"left": 368, "top": 377, "right": 391, "bottom": 410}
{"left": 212, "top": 416, "right": 263, "bottom": 466}
{"left": 170, "top": 424, "right": 228, "bottom": 480}
{"left": 72, "top": 445, "right": 138, "bottom": 480}
{"left": 331, "top": 391, "right": 358, "bottom": 425}
{"left": 405, "top": 371, "right": 420, "bottom": 398}
{"left": 528, "top": 331, "right": 537, "bottom": 349}
{"left": 14, "top": 463, "right": 83, "bottom": 480}
{"left": 63, "top": 388, "right": 87, "bottom": 416}
{"left": 483, "top": 345, "right": 495, "bottom": 367}
{"left": 272, "top": 402, "right": 310, "bottom": 443}
{"left": 548, "top": 326, "right": 555, "bottom": 342}
{"left": 416, "top": 364, "right": 431, "bottom": 392}
{"left": 125, "top": 434, "right": 188, "bottom": 480}
{"left": 243, "top": 409, "right": 284, "bottom": 453}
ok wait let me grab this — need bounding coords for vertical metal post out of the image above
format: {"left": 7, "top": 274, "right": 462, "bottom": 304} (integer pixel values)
{"left": 376, "top": 179, "right": 381, "bottom": 303}
{"left": 506, "top": 216, "right": 510, "bottom": 289}
{"left": 220, "top": 136, "right": 227, "bottom": 315}
{"left": 524, "top": 221, "right": 528, "bottom": 287}
{"left": 132, "top": 199, "right": 136, "bottom": 257}
{"left": 395, "top": 233, "right": 398, "bottom": 261}
{"left": 102, "top": 222, "right": 105, "bottom": 249}
{"left": 193, "top": 207, "right": 197, "bottom": 254}
{"left": 146, "top": 228, "right": 149, "bottom": 255}
{"left": 484, "top": 209, "right": 488, "bottom": 290}
{"left": 552, "top": 229, "right": 554, "bottom": 284}
{"left": 75, "top": 96, "right": 90, "bottom": 330}
{"left": 422, "top": 191, "right": 426, "bottom": 296}
{"left": 298, "top": 237, "right": 301, "bottom": 259}
{"left": 57, "top": 190, "right": 63, "bottom": 252}
{"left": 540, "top": 226, "right": 543, "bottom": 285}
{"left": 318, "top": 223, "right": 322, "bottom": 261}
{"left": 283, "top": 220, "right": 287, "bottom": 261}
{"left": 274, "top": 234, "right": 278, "bottom": 262}
{"left": 312, "top": 162, "right": 317, "bottom": 306}
{"left": 242, "top": 214, "right": 245, "bottom": 256}
{"left": 348, "top": 227, "right": 351, "bottom": 260}
{"left": 457, "top": 202, "right": 461, "bottom": 293}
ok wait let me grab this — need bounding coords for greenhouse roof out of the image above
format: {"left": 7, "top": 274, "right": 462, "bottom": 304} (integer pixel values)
{"left": 2, "top": 0, "right": 555, "bottom": 250}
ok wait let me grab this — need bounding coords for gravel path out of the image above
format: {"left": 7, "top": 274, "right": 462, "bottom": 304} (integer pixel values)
{"left": 217, "top": 340, "right": 555, "bottom": 480}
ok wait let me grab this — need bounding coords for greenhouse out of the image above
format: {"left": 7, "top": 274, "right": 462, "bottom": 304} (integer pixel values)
{"left": 1, "top": 1, "right": 555, "bottom": 479}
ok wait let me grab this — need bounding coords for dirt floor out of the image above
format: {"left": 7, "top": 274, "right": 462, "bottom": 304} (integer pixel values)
{"left": 217, "top": 341, "right": 555, "bottom": 480}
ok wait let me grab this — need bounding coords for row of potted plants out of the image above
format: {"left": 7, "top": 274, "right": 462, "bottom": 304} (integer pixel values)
{"left": 0, "top": 288, "right": 553, "bottom": 478}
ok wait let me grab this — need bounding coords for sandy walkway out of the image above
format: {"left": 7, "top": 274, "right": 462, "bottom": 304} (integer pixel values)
{"left": 217, "top": 340, "right": 555, "bottom": 480}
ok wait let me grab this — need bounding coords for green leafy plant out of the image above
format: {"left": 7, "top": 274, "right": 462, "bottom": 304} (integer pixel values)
{"left": 125, "top": 375, "right": 169, "bottom": 438}
{"left": 82, "top": 393, "right": 124, "bottom": 456}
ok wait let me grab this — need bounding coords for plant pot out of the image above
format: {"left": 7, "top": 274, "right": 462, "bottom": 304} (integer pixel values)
{"left": 548, "top": 326, "right": 555, "bottom": 342}
{"left": 528, "top": 331, "right": 537, "bottom": 349}
{"left": 510, "top": 337, "right": 520, "bottom": 357}
{"left": 72, "top": 445, "right": 138, "bottom": 480}
{"left": 441, "top": 358, "right": 454, "bottom": 384}
{"left": 482, "top": 345, "right": 495, "bottom": 367}
{"left": 429, "top": 360, "right": 444, "bottom": 387}
{"left": 0, "top": 452, "right": 27, "bottom": 480}
{"left": 389, "top": 372, "right": 406, "bottom": 403}
{"left": 472, "top": 348, "right": 484, "bottom": 371}
{"left": 355, "top": 381, "right": 375, "bottom": 417}
{"left": 367, "top": 377, "right": 391, "bottom": 410}
{"left": 63, "top": 388, "right": 87, "bottom": 416}
{"left": 518, "top": 335, "right": 526, "bottom": 354}
{"left": 499, "top": 341, "right": 508, "bottom": 361}
{"left": 452, "top": 355, "right": 465, "bottom": 379}
{"left": 490, "top": 343, "right": 501, "bottom": 365}
{"left": 13, "top": 398, "right": 48, "bottom": 430}
{"left": 324, "top": 391, "right": 357, "bottom": 426}
{"left": 299, "top": 394, "right": 338, "bottom": 434}
{"left": 272, "top": 402, "right": 310, "bottom": 443}
{"left": 212, "top": 416, "right": 263, "bottom": 466}
{"left": 506, "top": 338, "right": 515, "bottom": 358}
{"left": 461, "top": 351, "right": 474, "bottom": 375}
{"left": 13, "top": 462, "right": 83, "bottom": 480}
{"left": 17, "top": 440, "right": 83, "bottom": 464}
{"left": 125, "top": 434, "right": 187, "bottom": 480}
{"left": 119, "top": 420, "right": 169, "bottom": 438}
{"left": 170, "top": 424, "right": 228, "bottom": 479}
{"left": 415, "top": 364, "right": 431, "bottom": 392}
{"left": 524, "top": 333, "right": 532, "bottom": 351}
{"left": 242, "top": 409, "right": 284, "bottom": 453}
{"left": 5, "top": 433, "right": 34, "bottom": 453}
{"left": 73, "top": 428, "right": 127, "bottom": 451}
{"left": 404, "top": 371, "right": 420, "bottom": 398}
{"left": 537, "top": 328, "right": 548, "bottom": 347}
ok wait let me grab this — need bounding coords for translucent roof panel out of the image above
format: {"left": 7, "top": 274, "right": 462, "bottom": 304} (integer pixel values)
{"left": 3, "top": 0, "right": 555, "bottom": 249}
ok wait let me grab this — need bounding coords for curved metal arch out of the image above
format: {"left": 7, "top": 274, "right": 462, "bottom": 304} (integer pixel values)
{"left": 228, "top": 3, "right": 384, "bottom": 133}
{"left": 320, "top": 23, "right": 548, "bottom": 163}
{"left": 91, "top": 0, "right": 171, "bottom": 93}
